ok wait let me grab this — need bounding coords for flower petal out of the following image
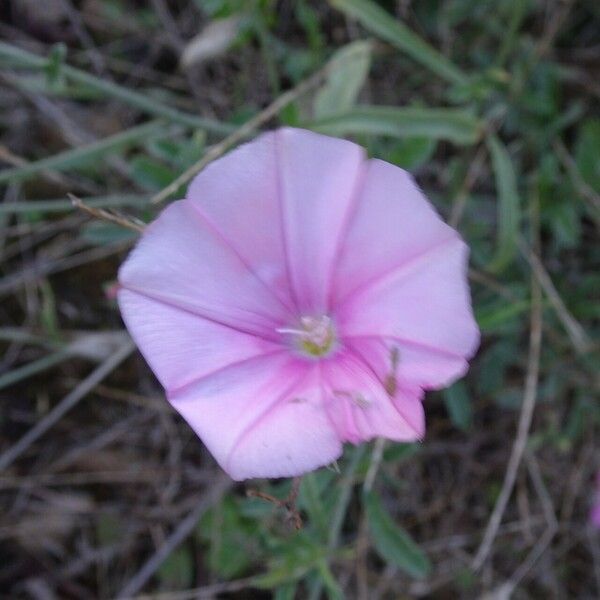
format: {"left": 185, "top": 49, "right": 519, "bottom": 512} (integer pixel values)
{"left": 119, "top": 200, "right": 293, "bottom": 340}
{"left": 186, "top": 132, "right": 295, "bottom": 312}
{"left": 321, "top": 350, "right": 424, "bottom": 444}
{"left": 168, "top": 353, "right": 342, "bottom": 480}
{"left": 331, "top": 159, "right": 458, "bottom": 305}
{"left": 275, "top": 127, "right": 365, "bottom": 313}
{"left": 118, "top": 288, "right": 283, "bottom": 392}
{"left": 337, "top": 237, "right": 479, "bottom": 367}
{"left": 345, "top": 334, "right": 469, "bottom": 391}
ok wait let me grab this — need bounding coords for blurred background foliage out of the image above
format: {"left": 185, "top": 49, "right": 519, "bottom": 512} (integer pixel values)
{"left": 0, "top": 0, "right": 598, "bottom": 598}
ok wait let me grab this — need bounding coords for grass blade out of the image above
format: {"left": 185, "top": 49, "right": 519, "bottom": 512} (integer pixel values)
{"left": 0, "top": 121, "right": 167, "bottom": 185}
{"left": 310, "top": 105, "right": 481, "bottom": 145}
{"left": 0, "top": 42, "right": 232, "bottom": 134}
{"left": 0, "top": 194, "right": 150, "bottom": 215}
{"left": 314, "top": 40, "right": 372, "bottom": 118}
{"left": 443, "top": 380, "right": 473, "bottom": 432}
{"left": 0, "top": 349, "right": 72, "bottom": 392}
{"left": 487, "top": 134, "right": 521, "bottom": 272}
{"left": 364, "top": 490, "right": 431, "bottom": 579}
{"left": 329, "top": 0, "right": 468, "bottom": 86}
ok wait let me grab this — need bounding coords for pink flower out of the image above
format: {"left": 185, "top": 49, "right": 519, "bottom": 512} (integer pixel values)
{"left": 118, "top": 127, "right": 479, "bottom": 480}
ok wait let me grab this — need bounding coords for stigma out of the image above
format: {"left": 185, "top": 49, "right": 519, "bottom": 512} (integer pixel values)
{"left": 277, "top": 315, "right": 336, "bottom": 357}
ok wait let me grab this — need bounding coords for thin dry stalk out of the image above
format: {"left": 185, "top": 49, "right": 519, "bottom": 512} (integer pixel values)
{"left": 0, "top": 340, "right": 135, "bottom": 471}
{"left": 471, "top": 243, "right": 543, "bottom": 571}
{"left": 151, "top": 61, "right": 334, "bottom": 205}
{"left": 70, "top": 194, "right": 145, "bottom": 233}
{"left": 116, "top": 475, "right": 233, "bottom": 598}
{"left": 363, "top": 438, "right": 386, "bottom": 493}
{"left": 503, "top": 455, "right": 558, "bottom": 593}
{"left": 518, "top": 238, "right": 590, "bottom": 355}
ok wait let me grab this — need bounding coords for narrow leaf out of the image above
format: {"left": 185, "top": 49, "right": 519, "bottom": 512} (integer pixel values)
{"left": 487, "top": 134, "right": 521, "bottom": 272}
{"left": 0, "top": 42, "right": 232, "bottom": 134}
{"left": 0, "top": 194, "right": 149, "bottom": 215}
{"left": 314, "top": 40, "right": 372, "bottom": 118}
{"left": 443, "top": 380, "right": 473, "bottom": 432}
{"left": 329, "top": 0, "right": 468, "bottom": 86}
{"left": 311, "top": 105, "right": 481, "bottom": 145}
{"left": 364, "top": 490, "right": 431, "bottom": 579}
{"left": 0, "top": 121, "right": 168, "bottom": 185}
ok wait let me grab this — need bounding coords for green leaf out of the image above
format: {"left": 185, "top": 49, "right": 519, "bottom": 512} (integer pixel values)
{"left": 0, "top": 41, "right": 232, "bottom": 133}
{"left": 364, "top": 490, "right": 431, "bottom": 579}
{"left": 300, "top": 472, "right": 329, "bottom": 538}
{"left": 157, "top": 546, "right": 194, "bottom": 589}
{"left": 39, "top": 280, "right": 60, "bottom": 341}
{"left": 316, "top": 559, "right": 344, "bottom": 599}
{"left": 45, "top": 43, "right": 67, "bottom": 90}
{"left": 387, "top": 137, "right": 437, "bottom": 170}
{"left": 329, "top": 0, "right": 468, "bottom": 86}
{"left": 486, "top": 134, "right": 521, "bottom": 272}
{"left": 274, "top": 582, "right": 298, "bottom": 600}
{"left": 575, "top": 118, "right": 600, "bottom": 193}
{"left": 310, "top": 105, "right": 481, "bottom": 145}
{"left": 197, "top": 496, "right": 260, "bottom": 579}
{"left": 476, "top": 298, "right": 530, "bottom": 333}
{"left": 443, "top": 380, "right": 473, "bottom": 432}
{"left": 254, "top": 535, "right": 326, "bottom": 588}
{"left": 314, "top": 40, "right": 372, "bottom": 118}
{"left": 129, "top": 156, "right": 177, "bottom": 191}
{"left": 80, "top": 222, "right": 137, "bottom": 246}
{"left": 0, "top": 120, "right": 168, "bottom": 185}
{"left": 96, "top": 514, "right": 122, "bottom": 546}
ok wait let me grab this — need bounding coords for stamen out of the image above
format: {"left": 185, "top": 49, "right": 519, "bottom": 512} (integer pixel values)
{"left": 384, "top": 346, "right": 400, "bottom": 397}
{"left": 277, "top": 315, "right": 335, "bottom": 357}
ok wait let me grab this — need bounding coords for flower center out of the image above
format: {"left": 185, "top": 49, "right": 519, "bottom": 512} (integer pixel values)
{"left": 277, "top": 315, "right": 336, "bottom": 357}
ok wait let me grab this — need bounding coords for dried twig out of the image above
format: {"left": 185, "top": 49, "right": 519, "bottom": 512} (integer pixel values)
{"left": 0, "top": 339, "right": 134, "bottom": 471}
{"left": 129, "top": 576, "right": 258, "bottom": 600}
{"left": 471, "top": 239, "right": 543, "bottom": 570}
{"left": 553, "top": 139, "right": 600, "bottom": 219}
{"left": 363, "top": 438, "right": 386, "bottom": 493}
{"left": 0, "top": 239, "right": 130, "bottom": 297}
{"left": 518, "top": 237, "right": 590, "bottom": 355}
{"left": 512, "top": 456, "right": 558, "bottom": 584}
{"left": 247, "top": 476, "right": 304, "bottom": 530}
{"left": 70, "top": 193, "right": 145, "bottom": 233}
{"left": 117, "top": 475, "right": 233, "bottom": 599}
{"left": 449, "top": 143, "right": 488, "bottom": 227}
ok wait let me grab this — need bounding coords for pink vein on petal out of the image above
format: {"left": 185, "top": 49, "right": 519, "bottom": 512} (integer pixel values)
{"left": 167, "top": 348, "right": 288, "bottom": 399}
{"left": 273, "top": 129, "right": 301, "bottom": 312}
{"left": 343, "top": 348, "right": 423, "bottom": 438}
{"left": 334, "top": 356, "right": 379, "bottom": 436}
{"left": 335, "top": 234, "right": 460, "bottom": 309}
{"left": 224, "top": 364, "right": 311, "bottom": 472}
{"left": 186, "top": 200, "right": 298, "bottom": 317}
{"left": 344, "top": 334, "right": 467, "bottom": 361}
{"left": 318, "top": 361, "right": 348, "bottom": 440}
{"left": 120, "top": 284, "right": 282, "bottom": 344}
{"left": 325, "top": 159, "right": 368, "bottom": 312}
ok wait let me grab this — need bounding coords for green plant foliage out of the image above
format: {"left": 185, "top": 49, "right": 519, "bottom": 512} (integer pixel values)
{"left": 364, "top": 490, "right": 431, "bottom": 579}
{"left": 330, "top": 0, "right": 468, "bottom": 86}
{"left": 157, "top": 546, "right": 194, "bottom": 589}
{"left": 575, "top": 119, "right": 600, "bottom": 193}
{"left": 486, "top": 134, "right": 521, "bottom": 272}
{"left": 314, "top": 41, "right": 372, "bottom": 119}
{"left": 311, "top": 106, "right": 482, "bottom": 145}
{"left": 443, "top": 380, "right": 474, "bottom": 432}
{"left": 1, "top": 1, "right": 598, "bottom": 597}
